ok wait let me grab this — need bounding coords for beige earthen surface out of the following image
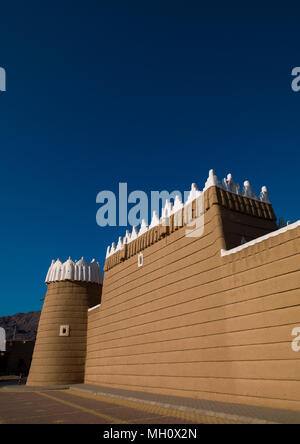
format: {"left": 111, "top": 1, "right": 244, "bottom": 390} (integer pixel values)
{"left": 27, "top": 281, "right": 101, "bottom": 386}
{"left": 84, "top": 187, "right": 300, "bottom": 410}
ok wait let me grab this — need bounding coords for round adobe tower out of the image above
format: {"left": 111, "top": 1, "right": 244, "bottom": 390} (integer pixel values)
{"left": 27, "top": 257, "right": 102, "bottom": 387}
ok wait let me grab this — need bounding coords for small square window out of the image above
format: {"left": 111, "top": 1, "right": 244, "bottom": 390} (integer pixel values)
{"left": 59, "top": 325, "right": 70, "bottom": 337}
{"left": 138, "top": 252, "right": 143, "bottom": 267}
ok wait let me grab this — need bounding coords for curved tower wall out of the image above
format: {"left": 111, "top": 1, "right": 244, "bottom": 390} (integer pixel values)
{"left": 27, "top": 258, "right": 102, "bottom": 387}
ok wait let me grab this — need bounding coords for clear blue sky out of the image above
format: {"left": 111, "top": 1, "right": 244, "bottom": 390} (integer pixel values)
{"left": 0, "top": 2, "right": 299, "bottom": 315}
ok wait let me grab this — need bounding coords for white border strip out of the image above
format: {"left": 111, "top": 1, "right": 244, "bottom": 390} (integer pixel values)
{"left": 221, "top": 220, "right": 300, "bottom": 257}
{"left": 88, "top": 304, "right": 101, "bottom": 312}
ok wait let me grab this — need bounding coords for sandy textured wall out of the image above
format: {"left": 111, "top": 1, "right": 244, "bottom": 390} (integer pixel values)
{"left": 85, "top": 194, "right": 300, "bottom": 410}
{"left": 27, "top": 281, "right": 101, "bottom": 386}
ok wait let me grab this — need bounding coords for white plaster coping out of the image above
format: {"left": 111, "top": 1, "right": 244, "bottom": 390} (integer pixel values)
{"left": 221, "top": 220, "right": 300, "bottom": 257}
{"left": 88, "top": 304, "right": 101, "bottom": 312}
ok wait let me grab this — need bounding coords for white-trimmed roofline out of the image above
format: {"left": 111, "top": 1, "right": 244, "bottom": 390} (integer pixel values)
{"left": 221, "top": 220, "right": 300, "bottom": 257}
{"left": 88, "top": 304, "right": 101, "bottom": 312}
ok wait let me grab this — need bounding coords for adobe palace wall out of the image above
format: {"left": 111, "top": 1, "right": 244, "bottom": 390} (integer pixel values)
{"left": 84, "top": 185, "right": 300, "bottom": 410}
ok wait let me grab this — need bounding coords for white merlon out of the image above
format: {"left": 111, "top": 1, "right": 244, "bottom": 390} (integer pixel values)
{"left": 45, "top": 257, "right": 103, "bottom": 284}
{"left": 105, "top": 246, "right": 111, "bottom": 259}
{"left": 139, "top": 219, "right": 149, "bottom": 236}
{"left": 150, "top": 210, "right": 160, "bottom": 228}
{"left": 185, "top": 183, "right": 202, "bottom": 204}
{"left": 260, "top": 186, "right": 271, "bottom": 204}
{"left": 105, "top": 169, "right": 272, "bottom": 258}
{"left": 203, "top": 169, "right": 222, "bottom": 191}
{"left": 123, "top": 230, "right": 131, "bottom": 244}
{"left": 116, "top": 236, "right": 123, "bottom": 251}
{"left": 162, "top": 199, "right": 173, "bottom": 218}
{"left": 111, "top": 242, "right": 116, "bottom": 255}
{"left": 131, "top": 226, "right": 138, "bottom": 241}
{"left": 243, "top": 180, "right": 257, "bottom": 200}
{"left": 221, "top": 220, "right": 300, "bottom": 257}
{"left": 222, "top": 173, "right": 241, "bottom": 195}
{"left": 172, "top": 195, "right": 183, "bottom": 213}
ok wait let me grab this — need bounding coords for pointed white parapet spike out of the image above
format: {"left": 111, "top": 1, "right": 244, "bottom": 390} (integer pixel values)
{"left": 222, "top": 173, "right": 240, "bottom": 194}
{"left": 222, "top": 173, "right": 232, "bottom": 190}
{"left": 110, "top": 242, "right": 116, "bottom": 254}
{"left": 131, "top": 226, "right": 138, "bottom": 240}
{"left": 185, "top": 183, "right": 201, "bottom": 204}
{"left": 106, "top": 246, "right": 111, "bottom": 258}
{"left": 77, "top": 257, "right": 88, "bottom": 267}
{"left": 243, "top": 180, "right": 257, "bottom": 199}
{"left": 139, "top": 219, "right": 149, "bottom": 236}
{"left": 161, "top": 199, "right": 173, "bottom": 218}
{"left": 45, "top": 260, "right": 55, "bottom": 282}
{"left": 260, "top": 185, "right": 271, "bottom": 203}
{"left": 172, "top": 194, "right": 183, "bottom": 214}
{"left": 150, "top": 210, "right": 160, "bottom": 228}
{"left": 161, "top": 200, "right": 172, "bottom": 226}
{"left": 116, "top": 236, "right": 123, "bottom": 251}
{"left": 62, "top": 257, "right": 75, "bottom": 280}
{"left": 173, "top": 194, "right": 183, "bottom": 207}
{"left": 166, "top": 199, "right": 173, "bottom": 213}
{"left": 50, "top": 258, "right": 62, "bottom": 282}
{"left": 89, "top": 259, "right": 102, "bottom": 284}
{"left": 123, "top": 229, "right": 131, "bottom": 244}
{"left": 203, "top": 169, "right": 221, "bottom": 191}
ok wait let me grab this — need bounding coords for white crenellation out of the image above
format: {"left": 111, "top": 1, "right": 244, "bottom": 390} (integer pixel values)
{"left": 243, "top": 180, "right": 257, "bottom": 200}
{"left": 172, "top": 195, "right": 183, "bottom": 214}
{"left": 45, "top": 257, "right": 102, "bottom": 284}
{"left": 105, "top": 246, "right": 111, "bottom": 259}
{"left": 185, "top": 183, "right": 202, "bottom": 204}
{"left": 123, "top": 230, "right": 131, "bottom": 244}
{"left": 116, "top": 236, "right": 123, "bottom": 251}
{"left": 203, "top": 169, "right": 222, "bottom": 191}
{"left": 139, "top": 219, "right": 149, "bottom": 236}
{"left": 110, "top": 242, "right": 116, "bottom": 255}
{"left": 105, "top": 169, "right": 272, "bottom": 258}
{"left": 150, "top": 210, "right": 160, "bottom": 228}
{"left": 162, "top": 199, "right": 173, "bottom": 218}
{"left": 260, "top": 186, "right": 271, "bottom": 204}
{"left": 131, "top": 226, "right": 138, "bottom": 241}
{"left": 222, "top": 173, "right": 241, "bottom": 194}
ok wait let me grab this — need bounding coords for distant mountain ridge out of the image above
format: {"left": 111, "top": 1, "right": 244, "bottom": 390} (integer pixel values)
{"left": 0, "top": 311, "right": 40, "bottom": 341}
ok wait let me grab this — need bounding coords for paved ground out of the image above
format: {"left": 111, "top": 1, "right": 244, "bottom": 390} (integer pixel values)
{"left": 1, "top": 380, "right": 300, "bottom": 424}
{"left": 0, "top": 388, "right": 238, "bottom": 424}
{"left": 70, "top": 383, "right": 300, "bottom": 424}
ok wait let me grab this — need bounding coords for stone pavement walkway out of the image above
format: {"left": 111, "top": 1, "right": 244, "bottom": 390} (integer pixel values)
{"left": 1, "top": 381, "right": 300, "bottom": 424}
{"left": 0, "top": 388, "right": 234, "bottom": 424}
{"left": 70, "top": 383, "right": 300, "bottom": 424}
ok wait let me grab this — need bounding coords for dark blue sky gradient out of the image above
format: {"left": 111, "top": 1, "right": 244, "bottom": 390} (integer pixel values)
{"left": 0, "top": 2, "right": 299, "bottom": 315}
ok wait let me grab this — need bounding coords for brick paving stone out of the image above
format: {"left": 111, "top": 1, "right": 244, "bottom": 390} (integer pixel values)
{"left": 70, "top": 383, "right": 300, "bottom": 424}
{"left": 2, "top": 383, "right": 299, "bottom": 424}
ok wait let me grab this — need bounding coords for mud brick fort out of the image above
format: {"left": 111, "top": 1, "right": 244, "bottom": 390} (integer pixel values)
{"left": 27, "top": 169, "right": 300, "bottom": 411}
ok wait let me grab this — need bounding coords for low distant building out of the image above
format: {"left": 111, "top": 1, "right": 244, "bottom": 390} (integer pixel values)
{"left": 0, "top": 340, "right": 35, "bottom": 376}
{"left": 0, "top": 327, "right": 5, "bottom": 352}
